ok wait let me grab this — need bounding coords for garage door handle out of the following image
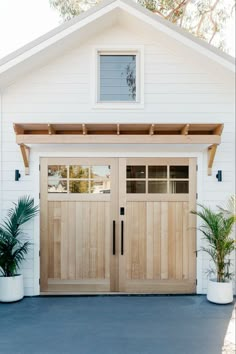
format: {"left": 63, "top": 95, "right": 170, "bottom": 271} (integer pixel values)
{"left": 121, "top": 220, "right": 124, "bottom": 255}
{"left": 113, "top": 220, "right": 116, "bottom": 255}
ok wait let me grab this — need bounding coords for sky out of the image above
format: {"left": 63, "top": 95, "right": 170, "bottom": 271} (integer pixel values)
{"left": 0, "top": 0, "right": 235, "bottom": 60}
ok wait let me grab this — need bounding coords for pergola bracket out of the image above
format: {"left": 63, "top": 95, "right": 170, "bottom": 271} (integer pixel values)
{"left": 19, "top": 144, "right": 30, "bottom": 175}
{"left": 208, "top": 144, "right": 218, "bottom": 176}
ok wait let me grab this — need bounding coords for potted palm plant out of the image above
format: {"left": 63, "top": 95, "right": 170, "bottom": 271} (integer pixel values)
{"left": 0, "top": 196, "right": 38, "bottom": 302}
{"left": 192, "top": 197, "right": 235, "bottom": 304}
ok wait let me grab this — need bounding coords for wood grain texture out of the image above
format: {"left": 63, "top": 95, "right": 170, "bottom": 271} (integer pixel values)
{"left": 120, "top": 157, "right": 196, "bottom": 294}
{"left": 41, "top": 157, "right": 115, "bottom": 293}
{"left": 41, "top": 157, "right": 196, "bottom": 294}
{"left": 46, "top": 201, "right": 111, "bottom": 289}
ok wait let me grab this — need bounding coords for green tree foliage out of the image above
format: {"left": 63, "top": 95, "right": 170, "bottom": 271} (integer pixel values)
{"left": 49, "top": 0, "right": 235, "bottom": 51}
{"left": 69, "top": 166, "right": 93, "bottom": 193}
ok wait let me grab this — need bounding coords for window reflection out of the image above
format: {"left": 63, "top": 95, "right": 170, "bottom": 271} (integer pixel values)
{"left": 69, "top": 166, "right": 89, "bottom": 179}
{"left": 127, "top": 166, "right": 146, "bottom": 179}
{"left": 48, "top": 165, "right": 67, "bottom": 178}
{"left": 48, "top": 164, "right": 111, "bottom": 194}
{"left": 91, "top": 166, "right": 111, "bottom": 179}
{"left": 170, "top": 166, "right": 189, "bottom": 179}
{"left": 48, "top": 180, "right": 67, "bottom": 193}
{"left": 148, "top": 166, "right": 167, "bottom": 179}
{"left": 126, "top": 164, "right": 190, "bottom": 194}
{"left": 100, "top": 55, "right": 136, "bottom": 101}
{"left": 69, "top": 181, "right": 89, "bottom": 193}
{"left": 148, "top": 181, "right": 167, "bottom": 194}
{"left": 91, "top": 180, "right": 111, "bottom": 194}
{"left": 127, "top": 181, "right": 146, "bottom": 193}
{"left": 170, "top": 181, "right": 189, "bottom": 194}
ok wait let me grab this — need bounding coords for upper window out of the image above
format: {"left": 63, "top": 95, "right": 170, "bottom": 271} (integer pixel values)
{"left": 99, "top": 54, "right": 136, "bottom": 102}
{"left": 126, "top": 165, "right": 189, "bottom": 194}
{"left": 48, "top": 165, "right": 111, "bottom": 194}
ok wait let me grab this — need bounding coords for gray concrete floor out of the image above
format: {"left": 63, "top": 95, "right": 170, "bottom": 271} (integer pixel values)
{"left": 0, "top": 295, "right": 234, "bottom": 354}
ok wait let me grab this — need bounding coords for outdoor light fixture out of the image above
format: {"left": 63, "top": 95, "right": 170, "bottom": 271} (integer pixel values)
{"left": 15, "top": 170, "right": 21, "bottom": 181}
{"left": 216, "top": 170, "right": 222, "bottom": 182}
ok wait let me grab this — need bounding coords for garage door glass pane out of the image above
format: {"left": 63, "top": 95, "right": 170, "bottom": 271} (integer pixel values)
{"left": 148, "top": 181, "right": 167, "bottom": 193}
{"left": 48, "top": 180, "right": 67, "bottom": 193}
{"left": 48, "top": 165, "right": 67, "bottom": 178}
{"left": 69, "top": 166, "right": 89, "bottom": 178}
{"left": 91, "top": 166, "right": 111, "bottom": 179}
{"left": 91, "top": 180, "right": 111, "bottom": 194}
{"left": 127, "top": 166, "right": 146, "bottom": 178}
{"left": 100, "top": 55, "right": 136, "bottom": 101}
{"left": 170, "top": 181, "right": 189, "bottom": 193}
{"left": 148, "top": 166, "right": 167, "bottom": 178}
{"left": 69, "top": 181, "right": 89, "bottom": 193}
{"left": 170, "top": 166, "right": 189, "bottom": 179}
{"left": 127, "top": 181, "right": 146, "bottom": 193}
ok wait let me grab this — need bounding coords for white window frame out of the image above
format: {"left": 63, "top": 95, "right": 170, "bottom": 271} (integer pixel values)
{"left": 91, "top": 45, "right": 144, "bottom": 110}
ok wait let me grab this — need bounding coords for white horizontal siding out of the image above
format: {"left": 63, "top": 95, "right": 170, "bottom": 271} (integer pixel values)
{"left": 0, "top": 23, "right": 235, "bottom": 295}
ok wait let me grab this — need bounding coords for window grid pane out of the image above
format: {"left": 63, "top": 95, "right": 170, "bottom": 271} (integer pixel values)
{"left": 48, "top": 165, "right": 111, "bottom": 194}
{"left": 126, "top": 165, "right": 189, "bottom": 194}
{"left": 99, "top": 55, "right": 136, "bottom": 102}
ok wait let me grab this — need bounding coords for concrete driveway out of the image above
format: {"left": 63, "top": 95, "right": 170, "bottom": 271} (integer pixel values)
{"left": 0, "top": 295, "right": 234, "bottom": 354}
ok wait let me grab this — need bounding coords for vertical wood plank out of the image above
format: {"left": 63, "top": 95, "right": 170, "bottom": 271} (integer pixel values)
{"left": 48, "top": 202, "right": 54, "bottom": 278}
{"left": 68, "top": 202, "right": 76, "bottom": 280}
{"left": 175, "top": 202, "right": 183, "bottom": 280}
{"left": 104, "top": 202, "right": 110, "bottom": 280}
{"left": 131, "top": 203, "right": 139, "bottom": 280}
{"left": 126, "top": 202, "right": 132, "bottom": 280}
{"left": 60, "top": 202, "right": 68, "bottom": 280}
{"left": 182, "top": 201, "right": 189, "bottom": 280}
{"left": 75, "top": 201, "right": 83, "bottom": 279}
{"left": 153, "top": 202, "right": 161, "bottom": 279}
{"left": 97, "top": 202, "right": 105, "bottom": 278}
{"left": 146, "top": 202, "right": 154, "bottom": 279}
{"left": 138, "top": 202, "right": 146, "bottom": 280}
{"left": 82, "top": 202, "right": 90, "bottom": 279}
{"left": 90, "top": 202, "right": 97, "bottom": 278}
{"left": 168, "top": 202, "right": 176, "bottom": 279}
{"left": 54, "top": 201, "right": 61, "bottom": 279}
{"left": 161, "top": 202, "right": 168, "bottom": 280}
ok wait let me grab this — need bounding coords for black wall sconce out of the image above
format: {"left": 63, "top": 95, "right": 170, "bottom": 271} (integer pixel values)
{"left": 15, "top": 170, "right": 21, "bottom": 181}
{"left": 216, "top": 170, "right": 222, "bottom": 182}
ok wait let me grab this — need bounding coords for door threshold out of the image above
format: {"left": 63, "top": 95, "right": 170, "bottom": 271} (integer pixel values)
{"left": 40, "top": 292, "right": 196, "bottom": 296}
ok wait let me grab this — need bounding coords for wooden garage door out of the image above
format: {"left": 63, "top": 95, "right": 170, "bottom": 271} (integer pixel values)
{"left": 40, "top": 157, "right": 196, "bottom": 294}
{"left": 40, "top": 158, "right": 118, "bottom": 293}
{"left": 118, "top": 158, "right": 197, "bottom": 293}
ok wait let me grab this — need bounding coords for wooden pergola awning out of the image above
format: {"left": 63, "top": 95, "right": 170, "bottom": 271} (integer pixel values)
{"left": 13, "top": 123, "right": 223, "bottom": 176}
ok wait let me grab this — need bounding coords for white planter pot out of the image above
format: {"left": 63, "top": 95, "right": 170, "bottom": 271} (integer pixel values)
{"left": 0, "top": 275, "right": 24, "bottom": 302}
{"left": 207, "top": 279, "right": 233, "bottom": 304}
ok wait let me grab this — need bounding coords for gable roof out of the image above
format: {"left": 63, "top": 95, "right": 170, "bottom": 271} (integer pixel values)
{"left": 0, "top": 0, "right": 234, "bottom": 89}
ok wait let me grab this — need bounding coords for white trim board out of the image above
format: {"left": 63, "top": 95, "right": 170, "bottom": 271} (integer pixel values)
{"left": 31, "top": 149, "right": 204, "bottom": 295}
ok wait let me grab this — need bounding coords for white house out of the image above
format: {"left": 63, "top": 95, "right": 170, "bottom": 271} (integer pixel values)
{"left": 0, "top": 0, "right": 235, "bottom": 296}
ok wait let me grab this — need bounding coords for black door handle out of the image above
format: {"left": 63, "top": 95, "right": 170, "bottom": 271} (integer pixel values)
{"left": 113, "top": 220, "right": 116, "bottom": 255}
{"left": 121, "top": 220, "right": 124, "bottom": 255}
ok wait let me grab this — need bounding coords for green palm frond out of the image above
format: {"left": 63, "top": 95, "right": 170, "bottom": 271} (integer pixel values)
{"left": 218, "top": 195, "right": 236, "bottom": 221}
{"left": 1, "top": 196, "right": 39, "bottom": 238}
{"left": 0, "top": 196, "right": 39, "bottom": 277}
{"left": 191, "top": 200, "right": 236, "bottom": 282}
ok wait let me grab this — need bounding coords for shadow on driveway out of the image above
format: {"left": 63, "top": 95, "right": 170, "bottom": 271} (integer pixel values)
{"left": 0, "top": 295, "right": 234, "bottom": 354}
